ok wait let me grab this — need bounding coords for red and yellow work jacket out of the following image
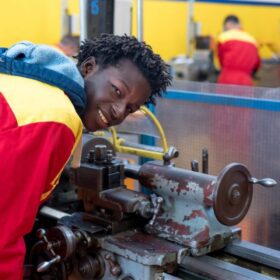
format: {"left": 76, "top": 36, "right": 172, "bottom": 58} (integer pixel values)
{"left": 217, "top": 29, "right": 260, "bottom": 86}
{"left": 0, "top": 44, "right": 84, "bottom": 279}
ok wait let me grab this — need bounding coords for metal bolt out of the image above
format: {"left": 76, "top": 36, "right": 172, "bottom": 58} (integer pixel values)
{"left": 228, "top": 184, "right": 241, "bottom": 205}
{"left": 104, "top": 254, "right": 121, "bottom": 277}
{"left": 87, "top": 150, "right": 95, "bottom": 163}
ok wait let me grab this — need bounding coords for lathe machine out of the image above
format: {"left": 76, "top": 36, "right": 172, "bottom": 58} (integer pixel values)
{"left": 24, "top": 136, "right": 280, "bottom": 280}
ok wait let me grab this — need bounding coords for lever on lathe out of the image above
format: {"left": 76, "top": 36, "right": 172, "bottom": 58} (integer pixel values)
{"left": 163, "top": 146, "right": 179, "bottom": 165}
{"left": 35, "top": 226, "right": 83, "bottom": 273}
{"left": 37, "top": 255, "right": 61, "bottom": 273}
{"left": 249, "top": 177, "right": 277, "bottom": 187}
{"left": 149, "top": 194, "right": 163, "bottom": 226}
{"left": 36, "top": 229, "right": 62, "bottom": 272}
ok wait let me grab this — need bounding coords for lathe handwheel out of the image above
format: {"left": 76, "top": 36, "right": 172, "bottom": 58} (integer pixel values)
{"left": 46, "top": 226, "right": 77, "bottom": 259}
{"left": 213, "top": 163, "right": 253, "bottom": 226}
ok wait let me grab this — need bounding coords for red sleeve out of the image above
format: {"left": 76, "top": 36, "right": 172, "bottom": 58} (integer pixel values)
{"left": 217, "top": 42, "right": 224, "bottom": 68}
{"left": 0, "top": 94, "right": 77, "bottom": 279}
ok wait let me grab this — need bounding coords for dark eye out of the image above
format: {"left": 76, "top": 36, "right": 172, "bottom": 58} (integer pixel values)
{"left": 127, "top": 107, "right": 133, "bottom": 114}
{"left": 112, "top": 84, "right": 121, "bottom": 97}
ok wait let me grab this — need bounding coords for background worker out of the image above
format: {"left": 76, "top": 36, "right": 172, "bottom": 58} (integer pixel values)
{"left": 0, "top": 34, "right": 172, "bottom": 279}
{"left": 217, "top": 15, "right": 261, "bottom": 86}
{"left": 55, "top": 34, "right": 80, "bottom": 57}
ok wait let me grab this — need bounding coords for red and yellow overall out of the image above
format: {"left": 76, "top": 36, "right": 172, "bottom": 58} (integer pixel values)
{"left": 217, "top": 29, "right": 260, "bottom": 86}
{"left": 0, "top": 44, "right": 84, "bottom": 279}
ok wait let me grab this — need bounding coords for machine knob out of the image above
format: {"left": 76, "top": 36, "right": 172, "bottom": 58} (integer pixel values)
{"left": 163, "top": 146, "right": 179, "bottom": 165}
{"left": 104, "top": 254, "right": 122, "bottom": 277}
{"left": 249, "top": 177, "right": 277, "bottom": 187}
{"left": 37, "top": 228, "right": 46, "bottom": 239}
{"left": 37, "top": 255, "right": 61, "bottom": 273}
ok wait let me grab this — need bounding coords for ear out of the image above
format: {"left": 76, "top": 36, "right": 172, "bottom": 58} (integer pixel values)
{"left": 80, "top": 57, "right": 97, "bottom": 77}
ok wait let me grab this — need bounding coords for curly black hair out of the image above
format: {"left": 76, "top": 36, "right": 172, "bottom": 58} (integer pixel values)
{"left": 76, "top": 34, "right": 172, "bottom": 105}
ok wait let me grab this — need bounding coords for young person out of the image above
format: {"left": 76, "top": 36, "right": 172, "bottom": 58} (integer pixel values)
{"left": 0, "top": 33, "right": 172, "bottom": 279}
{"left": 217, "top": 15, "right": 260, "bottom": 86}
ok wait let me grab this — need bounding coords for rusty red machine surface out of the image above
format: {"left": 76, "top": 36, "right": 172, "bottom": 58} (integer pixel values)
{"left": 24, "top": 137, "right": 280, "bottom": 280}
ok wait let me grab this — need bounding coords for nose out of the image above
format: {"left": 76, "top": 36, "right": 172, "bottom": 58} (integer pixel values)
{"left": 111, "top": 102, "right": 127, "bottom": 122}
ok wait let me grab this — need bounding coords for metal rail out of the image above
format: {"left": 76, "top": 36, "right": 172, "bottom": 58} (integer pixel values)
{"left": 176, "top": 239, "right": 280, "bottom": 280}
{"left": 224, "top": 239, "right": 280, "bottom": 270}
{"left": 179, "top": 255, "right": 277, "bottom": 280}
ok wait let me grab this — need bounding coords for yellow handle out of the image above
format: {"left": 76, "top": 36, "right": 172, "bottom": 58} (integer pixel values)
{"left": 109, "top": 106, "right": 169, "bottom": 159}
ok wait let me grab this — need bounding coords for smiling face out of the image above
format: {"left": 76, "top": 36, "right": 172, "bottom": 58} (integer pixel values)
{"left": 80, "top": 58, "right": 151, "bottom": 132}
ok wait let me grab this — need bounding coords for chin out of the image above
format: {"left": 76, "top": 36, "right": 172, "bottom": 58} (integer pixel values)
{"left": 81, "top": 115, "right": 95, "bottom": 132}
{"left": 82, "top": 121, "right": 96, "bottom": 132}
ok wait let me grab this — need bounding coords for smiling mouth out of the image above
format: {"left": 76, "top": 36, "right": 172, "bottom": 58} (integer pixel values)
{"left": 98, "top": 109, "right": 109, "bottom": 125}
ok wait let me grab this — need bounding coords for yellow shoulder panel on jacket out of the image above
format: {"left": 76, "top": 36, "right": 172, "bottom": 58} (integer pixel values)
{"left": 218, "top": 29, "right": 257, "bottom": 46}
{"left": 0, "top": 73, "right": 83, "bottom": 136}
